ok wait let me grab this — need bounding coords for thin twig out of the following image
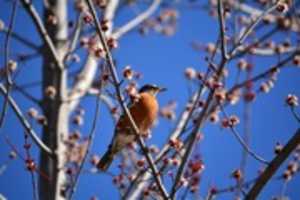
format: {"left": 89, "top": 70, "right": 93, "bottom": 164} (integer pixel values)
{"left": 0, "top": 28, "right": 40, "bottom": 50}
{"left": 228, "top": 49, "right": 299, "bottom": 95}
{"left": 217, "top": 0, "right": 228, "bottom": 60}
{"left": 0, "top": 0, "right": 18, "bottom": 128}
{"left": 245, "top": 128, "right": 300, "bottom": 200}
{"left": 169, "top": 54, "right": 229, "bottom": 199}
{"left": 111, "top": 0, "right": 161, "bottom": 39}
{"left": 20, "top": 0, "right": 64, "bottom": 70}
{"left": 230, "top": 2, "right": 279, "bottom": 56}
{"left": 68, "top": 67, "right": 104, "bottom": 200}
{"left": 0, "top": 84, "right": 53, "bottom": 156}
{"left": 85, "top": 1, "right": 169, "bottom": 199}
{"left": 13, "top": 84, "right": 41, "bottom": 106}
{"left": 219, "top": 105, "right": 269, "bottom": 164}
{"left": 291, "top": 107, "right": 300, "bottom": 123}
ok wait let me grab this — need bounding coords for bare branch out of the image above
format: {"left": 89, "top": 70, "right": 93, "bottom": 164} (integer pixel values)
{"left": 0, "top": 84, "right": 53, "bottom": 156}
{"left": 111, "top": 0, "right": 161, "bottom": 39}
{"left": 68, "top": 74, "right": 104, "bottom": 200}
{"left": 230, "top": 2, "right": 280, "bottom": 56}
{"left": 0, "top": 0, "right": 18, "bottom": 128}
{"left": 290, "top": 107, "right": 300, "bottom": 123}
{"left": 235, "top": 2, "right": 300, "bottom": 33}
{"left": 0, "top": 28, "right": 40, "bottom": 50}
{"left": 219, "top": 105, "right": 269, "bottom": 164}
{"left": 20, "top": 0, "right": 64, "bottom": 69}
{"left": 245, "top": 128, "right": 300, "bottom": 200}
{"left": 228, "top": 49, "right": 300, "bottom": 94}
{"left": 217, "top": 0, "right": 228, "bottom": 60}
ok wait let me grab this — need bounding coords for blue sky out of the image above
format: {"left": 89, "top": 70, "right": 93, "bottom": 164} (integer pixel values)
{"left": 0, "top": 1, "right": 299, "bottom": 200}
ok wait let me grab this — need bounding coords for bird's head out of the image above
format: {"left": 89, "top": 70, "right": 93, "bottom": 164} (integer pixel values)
{"left": 138, "top": 84, "right": 167, "bottom": 96}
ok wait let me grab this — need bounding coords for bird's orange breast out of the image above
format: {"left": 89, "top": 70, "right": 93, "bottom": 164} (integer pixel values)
{"left": 116, "top": 92, "right": 159, "bottom": 134}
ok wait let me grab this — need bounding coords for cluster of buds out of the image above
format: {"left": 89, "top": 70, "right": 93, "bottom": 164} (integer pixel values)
{"left": 156, "top": 9, "right": 178, "bottom": 36}
{"left": 46, "top": 14, "right": 58, "bottom": 25}
{"left": 112, "top": 174, "right": 125, "bottom": 187}
{"left": 184, "top": 67, "right": 197, "bottom": 80}
{"left": 79, "top": 36, "right": 90, "bottom": 48}
{"left": 9, "top": 151, "right": 17, "bottom": 160}
{"left": 209, "top": 111, "right": 220, "bottom": 124}
{"left": 237, "top": 59, "right": 251, "bottom": 71}
{"left": 44, "top": 85, "right": 56, "bottom": 99}
{"left": 159, "top": 101, "right": 177, "bottom": 121}
{"left": 188, "top": 159, "right": 205, "bottom": 174}
{"left": 158, "top": 9, "right": 178, "bottom": 23}
{"left": 7, "top": 59, "right": 17, "bottom": 73}
{"left": 282, "top": 160, "right": 299, "bottom": 181}
{"left": 36, "top": 115, "right": 47, "bottom": 126}
{"left": 286, "top": 94, "right": 298, "bottom": 107}
{"left": 27, "top": 108, "right": 48, "bottom": 126}
{"left": 110, "top": 106, "right": 120, "bottom": 119}
{"left": 168, "top": 138, "right": 183, "bottom": 151}
{"left": 149, "top": 145, "right": 159, "bottom": 154}
{"left": 142, "top": 183, "right": 161, "bottom": 197}
{"left": 226, "top": 89, "right": 241, "bottom": 105}
{"left": 136, "top": 158, "right": 146, "bottom": 168}
{"left": 122, "top": 66, "right": 134, "bottom": 80}
{"left": 94, "top": 0, "right": 108, "bottom": 9}
{"left": 72, "top": 107, "right": 85, "bottom": 126}
{"left": 100, "top": 19, "right": 110, "bottom": 32}
{"left": 69, "top": 130, "right": 81, "bottom": 141}
{"left": 259, "top": 82, "right": 271, "bottom": 93}
{"left": 27, "top": 108, "right": 39, "bottom": 118}
{"left": 276, "top": 1, "right": 290, "bottom": 13}
{"left": 83, "top": 12, "right": 93, "bottom": 24}
{"left": 65, "top": 140, "right": 88, "bottom": 164}
{"left": 205, "top": 42, "right": 216, "bottom": 54}
{"left": 94, "top": 47, "right": 105, "bottom": 58}
{"left": 221, "top": 115, "right": 240, "bottom": 128}
{"left": 25, "top": 158, "right": 36, "bottom": 171}
{"left": 214, "top": 89, "right": 227, "bottom": 103}
{"left": 75, "top": 0, "right": 87, "bottom": 12}
{"left": 107, "top": 37, "right": 118, "bottom": 49}
{"left": 277, "top": 16, "right": 292, "bottom": 30}
{"left": 90, "top": 154, "right": 100, "bottom": 166}
{"left": 231, "top": 169, "right": 243, "bottom": 181}
{"left": 244, "top": 91, "right": 256, "bottom": 102}
{"left": 293, "top": 55, "right": 300, "bottom": 67}
{"left": 125, "top": 82, "right": 139, "bottom": 101}
{"left": 274, "top": 142, "right": 283, "bottom": 155}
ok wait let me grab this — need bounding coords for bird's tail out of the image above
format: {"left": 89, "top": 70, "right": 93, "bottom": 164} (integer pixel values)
{"left": 97, "top": 149, "right": 114, "bottom": 171}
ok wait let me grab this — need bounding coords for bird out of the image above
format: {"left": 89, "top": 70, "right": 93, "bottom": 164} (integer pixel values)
{"left": 97, "top": 84, "right": 166, "bottom": 171}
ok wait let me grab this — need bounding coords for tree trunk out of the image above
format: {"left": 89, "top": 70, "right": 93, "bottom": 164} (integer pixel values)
{"left": 39, "top": 1, "right": 68, "bottom": 200}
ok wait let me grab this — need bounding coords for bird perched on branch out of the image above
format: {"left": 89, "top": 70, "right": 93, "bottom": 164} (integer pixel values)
{"left": 97, "top": 84, "right": 166, "bottom": 171}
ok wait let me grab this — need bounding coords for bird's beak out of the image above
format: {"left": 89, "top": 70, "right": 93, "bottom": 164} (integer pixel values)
{"left": 158, "top": 87, "right": 167, "bottom": 92}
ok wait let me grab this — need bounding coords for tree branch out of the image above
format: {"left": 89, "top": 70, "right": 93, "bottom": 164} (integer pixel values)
{"left": 0, "top": 28, "right": 40, "bottom": 50}
{"left": 217, "top": 0, "right": 228, "bottom": 60}
{"left": 0, "top": 84, "right": 53, "bottom": 156}
{"left": 20, "top": 0, "right": 64, "bottom": 69}
{"left": 111, "top": 0, "right": 161, "bottom": 39}
{"left": 245, "top": 128, "right": 300, "bottom": 200}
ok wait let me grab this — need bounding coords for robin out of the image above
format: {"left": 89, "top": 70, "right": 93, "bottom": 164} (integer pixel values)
{"left": 97, "top": 84, "right": 166, "bottom": 171}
